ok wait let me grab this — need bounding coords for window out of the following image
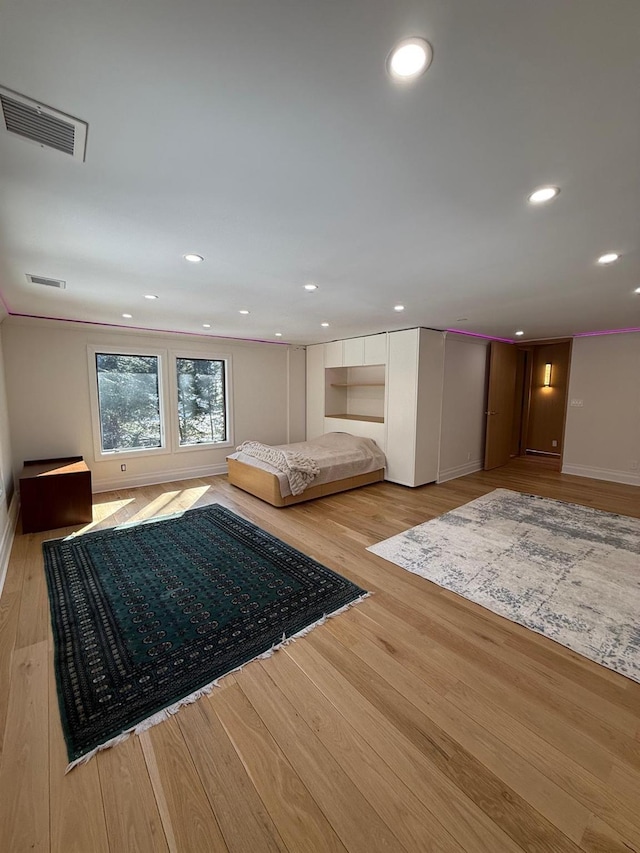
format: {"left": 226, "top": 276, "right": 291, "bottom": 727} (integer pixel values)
{"left": 88, "top": 346, "right": 232, "bottom": 461}
{"left": 95, "top": 353, "right": 163, "bottom": 452}
{"left": 176, "top": 357, "right": 227, "bottom": 446}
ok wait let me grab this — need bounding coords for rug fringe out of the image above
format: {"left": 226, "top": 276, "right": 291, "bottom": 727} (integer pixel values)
{"left": 65, "top": 591, "right": 371, "bottom": 773}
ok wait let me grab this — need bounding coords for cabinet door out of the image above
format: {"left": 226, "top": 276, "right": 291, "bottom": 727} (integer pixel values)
{"left": 306, "top": 344, "right": 325, "bottom": 439}
{"left": 343, "top": 337, "right": 365, "bottom": 367}
{"left": 385, "top": 329, "right": 419, "bottom": 485}
{"left": 324, "top": 340, "right": 344, "bottom": 368}
{"left": 364, "top": 334, "right": 387, "bottom": 365}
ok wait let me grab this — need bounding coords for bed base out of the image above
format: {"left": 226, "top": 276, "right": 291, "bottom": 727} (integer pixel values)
{"left": 226, "top": 458, "right": 384, "bottom": 507}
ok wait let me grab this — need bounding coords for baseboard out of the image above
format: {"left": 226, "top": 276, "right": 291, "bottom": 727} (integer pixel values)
{"left": 437, "top": 460, "right": 483, "bottom": 484}
{"left": 561, "top": 463, "right": 640, "bottom": 487}
{"left": 93, "top": 463, "right": 229, "bottom": 494}
{"left": 0, "top": 492, "right": 20, "bottom": 599}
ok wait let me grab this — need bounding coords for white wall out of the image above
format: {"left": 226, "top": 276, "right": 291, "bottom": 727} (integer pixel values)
{"left": 563, "top": 332, "right": 640, "bottom": 486}
{"left": 2, "top": 318, "right": 305, "bottom": 492}
{"left": 437, "top": 334, "right": 489, "bottom": 483}
{"left": 0, "top": 321, "right": 18, "bottom": 594}
{"left": 286, "top": 346, "right": 307, "bottom": 443}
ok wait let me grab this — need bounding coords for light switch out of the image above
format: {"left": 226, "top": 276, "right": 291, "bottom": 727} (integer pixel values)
{"left": 570, "top": 399, "right": 584, "bottom": 407}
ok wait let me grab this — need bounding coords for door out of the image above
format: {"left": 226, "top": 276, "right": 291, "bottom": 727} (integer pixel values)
{"left": 484, "top": 341, "right": 518, "bottom": 470}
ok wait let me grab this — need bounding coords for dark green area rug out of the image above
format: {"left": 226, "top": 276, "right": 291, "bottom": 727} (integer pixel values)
{"left": 43, "top": 504, "right": 367, "bottom": 770}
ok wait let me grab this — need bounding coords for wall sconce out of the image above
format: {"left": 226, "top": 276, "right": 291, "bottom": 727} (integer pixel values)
{"left": 543, "top": 363, "right": 552, "bottom": 387}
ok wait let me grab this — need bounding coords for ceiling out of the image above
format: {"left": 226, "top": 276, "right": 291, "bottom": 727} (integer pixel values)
{"left": 0, "top": 0, "right": 638, "bottom": 345}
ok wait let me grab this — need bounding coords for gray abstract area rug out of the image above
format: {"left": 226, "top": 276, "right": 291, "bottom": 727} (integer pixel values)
{"left": 367, "top": 489, "right": 640, "bottom": 683}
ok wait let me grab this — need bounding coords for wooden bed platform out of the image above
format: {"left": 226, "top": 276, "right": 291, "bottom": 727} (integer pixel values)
{"left": 226, "top": 457, "right": 384, "bottom": 507}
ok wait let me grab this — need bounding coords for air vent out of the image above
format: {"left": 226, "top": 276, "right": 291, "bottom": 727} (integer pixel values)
{"left": 26, "top": 274, "right": 66, "bottom": 290}
{"left": 0, "top": 86, "right": 87, "bottom": 161}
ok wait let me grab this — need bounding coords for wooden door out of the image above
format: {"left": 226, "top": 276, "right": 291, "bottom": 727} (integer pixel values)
{"left": 484, "top": 341, "right": 518, "bottom": 470}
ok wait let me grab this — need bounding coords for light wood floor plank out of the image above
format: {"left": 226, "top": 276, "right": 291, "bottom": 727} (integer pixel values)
{"left": 97, "top": 735, "right": 169, "bottom": 853}
{"left": 285, "top": 639, "right": 526, "bottom": 853}
{"left": 307, "top": 626, "right": 585, "bottom": 853}
{"left": 262, "top": 647, "right": 467, "bottom": 852}
{"left": 365, "top": 594, "right": 618, "bottom": 782}
{"left": 0, "top": 458, "right": 638, "bottom": 852}
{"left": 580, "top": 814, "right": 640, "bottom": 853}
{"left": 177, "top": 698, "right": 289, "bottom": 853}
{"left": 0, "top": 588, "right": 20, "bottom": 757}
{"left": 0, "top": 640, "right": 49, "bottom": 852}
{"left": 326, "top": 610, "right": 591, "bottom": 844}
{"left": 48, "top": 641, "right": 109, "bottom": 853}
{"left": 141, "top": 717, "right": 229, "bottom": 852}
{"left": 15, "top": 533, "right": 51, "bottom": 650}
{"left": 214, "top": 681, "right": 348, "bottom": 853}
{"left": 237, "top": 661, "right": 414, "bottom": 853}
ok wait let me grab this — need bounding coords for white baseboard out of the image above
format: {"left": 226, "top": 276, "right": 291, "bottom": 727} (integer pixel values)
{"left": 0, "top": 492, "right": 20, "bottom": 599}
{"left": 93, "top": 462, "right": 228, "bottom": 494}
{"left": 561, "top": 463, "right": 640, "bottom": 487}
{"left": 437, "top": 460, "right": 483, "bottom": 484}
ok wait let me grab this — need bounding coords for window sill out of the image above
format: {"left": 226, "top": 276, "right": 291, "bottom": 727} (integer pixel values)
{"left": 174, "top": 440, "right": 234, "bottom": 454}
{"left": 94, "top": 446, "right": 172, "bottom": 463}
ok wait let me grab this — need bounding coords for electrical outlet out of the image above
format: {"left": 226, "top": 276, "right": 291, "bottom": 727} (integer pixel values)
{"left": 551, "top": 440, "right": 558, "bottom": 448}
{"left": 467, "top": 452, "right": 472, "bottom": 461}
{"left": 120, "top": 463, "right": 127, "bottom": 472}
{"left": 570, "top": 399, "right": 584, "bottom": 407}
{"left": 631, "top": 460, "right": 639, "bottom": 471}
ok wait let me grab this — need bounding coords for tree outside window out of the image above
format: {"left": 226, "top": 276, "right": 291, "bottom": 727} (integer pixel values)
{"left": 176, "top": 358, "right": 227, "bottom": 445}
{"left": 95, "top": 354, "right": 162, "bottom": 452}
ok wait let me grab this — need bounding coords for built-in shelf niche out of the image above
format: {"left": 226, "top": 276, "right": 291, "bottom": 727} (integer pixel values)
{"left": 325, "top": 364, "right": 385, "bottom": 424}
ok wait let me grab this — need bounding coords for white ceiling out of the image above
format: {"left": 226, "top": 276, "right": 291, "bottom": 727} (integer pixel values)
{"left": 0, "top": 0, "right": 638, "bottom": 345}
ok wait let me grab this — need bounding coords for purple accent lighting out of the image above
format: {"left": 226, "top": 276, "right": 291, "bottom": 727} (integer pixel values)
{"left": 574, "top": 327, "right": 640, "bottom": 337}
{"left": 3, "top": 311, "right": 290, "bottom": 345}
{"left": 446, "top": 328, "right": 515, "bottom": 343}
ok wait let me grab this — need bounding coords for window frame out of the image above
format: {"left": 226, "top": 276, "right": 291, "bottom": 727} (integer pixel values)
{"left": 168, "top": 350, "right": 234, "bottom": 453}
{"left": 87, "top": 345, "right": 234, "bottom": 462}
{"left": 87, "top": 345, "right": 171, "bottom": 461}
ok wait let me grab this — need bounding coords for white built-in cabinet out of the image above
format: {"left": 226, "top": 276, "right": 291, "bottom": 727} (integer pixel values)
{"left": 385, "top": 328, "right": 445, "bottom": 486}
{"left": 306, "top": 328, "right": 445, "bottom": 487}
{"left": 306, "top": 343, "right": 326, "bottom": 440}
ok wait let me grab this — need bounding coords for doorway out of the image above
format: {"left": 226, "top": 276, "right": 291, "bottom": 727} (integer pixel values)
{"left": 484, "top": 340, "right": 572, "bottom": 471}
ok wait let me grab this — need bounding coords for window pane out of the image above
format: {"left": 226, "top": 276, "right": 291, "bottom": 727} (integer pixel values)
{"left": 176, "top": 358, "right": 227, "bottom": 445}
{"left": 96, "top": 354, "right": 162, "bottom": 452}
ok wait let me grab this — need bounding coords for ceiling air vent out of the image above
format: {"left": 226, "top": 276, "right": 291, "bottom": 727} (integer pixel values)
{"left": 0, "top": 86, "right": 87, "bottom": 161}
{"left": 27, "top": 274, "right": 66, "bottom": 290}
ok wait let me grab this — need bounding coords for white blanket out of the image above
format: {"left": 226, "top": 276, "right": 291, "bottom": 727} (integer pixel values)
{"left": 236, "top": 441, "right": 320, "bottom": 495}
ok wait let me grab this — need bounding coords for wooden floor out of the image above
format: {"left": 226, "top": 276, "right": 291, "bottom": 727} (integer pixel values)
{"left": 1, "top": 459, "right": 639, "bottom": 852}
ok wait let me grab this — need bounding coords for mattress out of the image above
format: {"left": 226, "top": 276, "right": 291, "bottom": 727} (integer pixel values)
{"left": 227, "top": 432, "right": 386, "bottom": 497}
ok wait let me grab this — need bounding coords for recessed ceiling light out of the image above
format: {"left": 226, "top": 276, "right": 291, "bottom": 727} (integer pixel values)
{"left": 275, "top": 332, "right": 283, "bottom": 337}
{"left": 321, "top": 322, "right": 330, "bottom": 327}
{"left": 239, "top": 309, "right": 250, "bottom": 315}
{"left": 597, "top": 252, "right": 620, "bottom": 265}
{"left": 202, "top": 323, "right": 211, "bottom": 328}
{"left": 387, "top": 37, "right": 432, "bottom": 81}
{"left": 304, "top": 283, "right": 318, "bottom": 291}
{"left": 122, "top": 313, "right": 132, "bottom": 319}
{"left": 634, "top": 287, "right": 640, "bottom": 294}
{"left": 144, "top": 294, "right": 158, "bottom": 300}
{"left": 528, "top": 186, "right": 560, "bottom": 204}
{"left": 394, "top": 304, "right": 405, "bottom": 312}
{"left": 183, "top": 253, "right": 204, "bottom": 263}
{"left": 515, "top": 330, "right": 524, "bottom": 336}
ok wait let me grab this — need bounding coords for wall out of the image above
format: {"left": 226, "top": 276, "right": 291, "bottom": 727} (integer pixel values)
{"left": 563, "top": 332, "right": 640, "bottom": 485}
{"left": 437, "top": 334, "right": 489, "bottom": 483}
{"left": 0, "top": 321, "right": 18, "bottom": 594}
{"left": 2, "top": 318, "right": 306, "bottom": 492}
{"left": 525, "top": 341, "right": 571, "bottom": 454}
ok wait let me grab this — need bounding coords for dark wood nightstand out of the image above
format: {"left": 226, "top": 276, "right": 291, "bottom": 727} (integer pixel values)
{"left": 20, "top": 456, "right": 93, "bottom": 534}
